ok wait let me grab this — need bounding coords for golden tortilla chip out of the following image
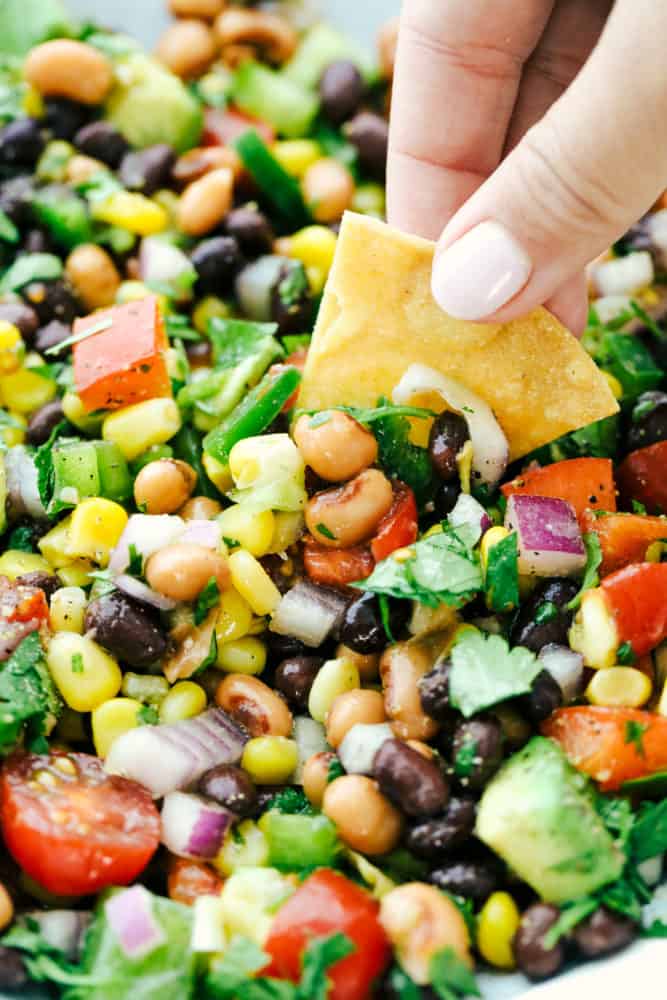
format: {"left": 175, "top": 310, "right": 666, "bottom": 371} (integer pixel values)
{"left": 299, "top": 213, "right": 619, "bottom": 460}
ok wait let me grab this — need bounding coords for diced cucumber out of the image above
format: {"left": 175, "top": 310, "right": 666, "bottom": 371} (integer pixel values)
{"left": 258, "top": 812, "right": 339, "bottom": 869}
{"left": 230, "top": 61, "right": 319, "bottom": 140}
{"left": 31, "top": 188, "right": 92, "bottom": 250}
{"left": 52, "top": 441, "right": 100, "bottom": 509}
{"left": 93, "top": 441, "right": 132, "bottom": 503}
{"left": 284, "top": 23, "right": 378, "bottom": 89}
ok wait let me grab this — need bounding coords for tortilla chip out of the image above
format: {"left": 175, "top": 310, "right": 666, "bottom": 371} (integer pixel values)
{"left": 299, "top": 213, "right": 619, "bottom": 460}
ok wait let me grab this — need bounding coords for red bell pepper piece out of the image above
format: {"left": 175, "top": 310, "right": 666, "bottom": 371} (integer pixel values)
{"left": 303, "top": 538, "right": 375, "bottom": 588}
{"left": 203, "top": 106, "right": 275, "bottom": 147}
{"left": 264, "top": 869, "right": 390, "bottom": 1000}
{"left": 581, "top": 509, "right": 667, "bottom": 576}
{"left": 502, "top": 457, "right": 616, "bottom": 523}
{"left": 371, "top": 481, "right": 418, "bottom": 562}
{"left": 73, "top": 296, "right": 171, "bottom": 413}
{"left": 601, "top": 561, "right": 667, "bottom": 657}
{"left": 617, "top": 440, "right": 667, "bottom": 515}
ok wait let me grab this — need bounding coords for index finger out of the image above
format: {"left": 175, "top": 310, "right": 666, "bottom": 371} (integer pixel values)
{"left": 387, "top": 0, "right": 555, "bottom": 239}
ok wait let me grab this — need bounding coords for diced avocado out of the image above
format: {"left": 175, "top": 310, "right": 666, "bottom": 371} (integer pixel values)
{"left": 230, "top": 62, "right": 319, "bottom": 140}
{"left": 284, "top": 23, "right": 378, "bottom": 89}
{"left": 105, "top": 54, "right": 202, "bottom": 154}
{"left": 0, "top": 0, "right": 70, "bottom": 57}
{"left": 476, "top": 737, "right": 624, "bottom": 904}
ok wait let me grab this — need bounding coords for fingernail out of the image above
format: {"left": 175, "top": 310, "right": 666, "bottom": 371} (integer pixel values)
{"left": 431, "top": 221, "right": 533, "bottom": 320}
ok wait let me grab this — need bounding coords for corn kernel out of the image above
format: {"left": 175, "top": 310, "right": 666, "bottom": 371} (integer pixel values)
{"left": 457, "top": 439, "right": 474, "bottom": 494}
{"left": 247, "top": 617, "right": 267, "bottom": 636}
{"left": 290, "top": 225, "right": 337, "bottom": 275}
{"left": 216, "top": 586, "right": 254, "bottom": 645}
{"left": 657, "top": 679, "right": 667, "bottom": 717}
{"left": 602, "top": 370, "right": 624, "bottom": 401}
{"left": 159, "top": 681, "right": 207, "bottom": 723}
{"left": 202, "top": 452, "right": 233, "bottom": 493}
{"left": 306, "top": 265, "right": 326, "bottom": 295}
{"left": 480, "top": 526, "right": 510, "bottom": 574}
{"left": 61, "top": 392, "right": 104, "bottom": 434}
{"left": 115, "top": 280, "right": 153, "bottom": 304}
{"left": 213, "top": 819, "right": 269, "bottom": 876}
{"left": 308, "top": 657, "right": 360, "bottom": 723}
{"left": 67, "top": 498, "right": 128, "bottom": 566}
{"left": 23, "top": 86, "right": 44, "bottom": 118}
{"left": 271, "top": 140, "right": 321, "bottom": 177}
{"left": 40, "top": 514, "right": 76, "bottom": 568}
{"left": 57, "top": 559, "right": 95, "bottom": 588}
{"left": 242, "top": 736, "right": 299, "bottom": 784}
{"left": 229, "top": 550, "right": 281, "bottom": 617}
{"left": 122, "top": 672, "right": 169, "bottom": 706}
{"left": 0, "top": 323, "right": 24, "bottom": 374}
{"left": 217, "top": 637, "right": 267, "bottom": 676}
{"left": 646, "top": 541, "right": 667, "bottom": 563}
{"left": 49, "top": 586, "right": 87, "bottom": 634}
{"left": 218, "top": 505, "right": 275, "bottom": 558}
{"left": 586, "top": 666, "right": 652, "bottom": 708}
{"left": 0, "top": 411, "right": 26, "bottom": 447}
{"left": 92, "top": 697, "right": 142, "bottom": 757}
{"left": 92, "top": 191, "right": 168, "bottom": 236}
{"left": 102, "top": 397, "right": 181, "bottom": 461}
{"left": 47, "top": 632, "right": 122, "bottom": 712}
{"left": 267, "top": 511, "right": 304, "bottom": 554}
{"left": 477, "top": 892, "right": 521, "bottom": 970}
{"left": 569, "top": 589, "right": 619, "bottom": 670}
{"left": 229, "top": 434, "right": 303, "bottom": 490}
{"left": 351, "top": 182, "right": 386, "bottom": 218}
{"left": 152, "top": 188, "right": 180, "bottom": 221}
{"left": 0, "top": 368, "right": 55, "bottom": 414}
{"left": 0, "top": 550, "right": 51, "bottom": 580}
{"left": 193, "top": 296, "right": 231, "bottom": 334}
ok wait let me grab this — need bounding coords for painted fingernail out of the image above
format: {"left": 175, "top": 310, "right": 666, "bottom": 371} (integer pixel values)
{"left": 431, "top": 221, "right": 533, "bottom": 320}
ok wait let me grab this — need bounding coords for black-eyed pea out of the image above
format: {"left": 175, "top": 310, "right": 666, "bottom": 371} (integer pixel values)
{"left": 65, "top": 244, "right": 121, "bottom": 311}
{"left": 336, "top": 643, "right": 381, "bottom": 683}
{"left": 134, "top": 459, "right": 197, "bottom": 515}
{"left": 215, "top": 673, "right": 293, "bottom": 738}
{"left": 177, "top": 168, "right": 235, "bottom": 237}
{"left": 293, "top": 411, "right": 378, "bottom": 482}
{"left": 214, "top": 8, "right": 298, "bottom": 64}
{"left": 156, "top": 20, "right": 218, "bottom": 79}
{"left": 145, "top": 543, "right": 229, "bottom": 602}
{"left": 0, "top": 882, "right": 13, "bottom": 932}
{"left": 381, "top": 641, "right": 440, "bottom": 742}
{"left": 325, "top": 688, "right": 386, "bottom": 748}
{"left": 305, "top": 469, "right": 393, "bottom": 548}
{"left": 179, "top": 496, "right": 223, "bottom": 521}
{"left": 66, "top": 154, "right": 107, "bottom": 185}
{"left": 169, "top": 0, "right": 225, "bottom": 18}
{"left": 302, "top": 158, "right": 355, "bottom": 223}
{"left": 302, "top": 750, "right": 337, "bottom": 808}
{"left": 322, "top": 774, "right": 402, "bottom": 855}
{"left": 25, "top": 40, "right": 114, "bottom": 105}
{"left": 378, "top": 17, "right": 399, "bottom": 79}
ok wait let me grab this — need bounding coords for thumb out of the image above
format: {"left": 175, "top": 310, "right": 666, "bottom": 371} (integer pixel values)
{"left": 430, "top": 0, "right": 667, "bottom": 326}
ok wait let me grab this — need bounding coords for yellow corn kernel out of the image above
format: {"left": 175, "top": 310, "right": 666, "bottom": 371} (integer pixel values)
{"left": 229, "top": 433, "right": 303, "bottom": 490}
{"left": 457, "top": 439, "right": 474, "bottom": 495}
{"left": 213, "top": 819, "right": 269, "bottom": 877}
{"left": 0, "top": 323, "right": 24, "bottom": 374}
{"left": 569, "top": 589, "right": 619, "bottom": 670}
{"left": 102, "top": 397, "right": 181, "bottom": 461}
{"left": 271, "top": 140, "right": 321, "bottom": 177}
{"left": 477, "top": 892, "right": 521, "bottom": 970}
{"left": 480, "top": 526, "right": 510, "bottom": 574}
{"left": 290, "top": 225, "right": 337, "bottom": 275}
{"left": 658, "top": 679, "right": 667, "bottom": 716}
{"left": 47, "top": 632, "right": 122, "bottom": 712}
{"left": 0, "top": 550, "right": 51, "bottom": 580}
{"left": 57, "top": 559, "right": 94, "bottom": 588}
{"left": 308, "top": 658, "right": 361, "bottom": 723}
{"left": 229, "top": 550, "right": 281, "bottom": 617}
{"left": 217, "top": 637, "right": 267, "bottom": 676}
{"left": 0, "top": 368, "right": 55, "bottom": 414}
{"left": 49, "top": 586, "right": 87, "bottom": 634}
{"left": 351, "top": 182, "right": 386, "bottom": 218}
{"left": 646, "top": 541, "right": 667, "bottom": 563}
{"left": 242, "top": 736, "right": 299, "bottom": 784}
{"left": 216, "top": 586, "right": 254, "bottom": 645}
{"left": 67, "top": 498, "right": 128, "bottom": 566}
{"left": 192, "top": 296, "right": 231, "bottom": 334}
{"left": 152, "top": 188, "right": 180, "bottom": 221}
{"left": 39, "top": 516, "right": 74, "bottom": 568}
{"left": 218, "top": 505, "right": 275, "bottom": 558}
{"left": 92, "top": 191, "right": 168, "bottom": 236}
{"left": 159, "top": 681, "right": 207, "bottom": 724}
{"left": 92, "top": 697, "right": 142, "bottom": 757}
{"left": 267, "top": 511, "right": 304, "bottom": 554}
{"left": 0, "top": 411, "right": 26, "bottom": 447}
{"left": 116, "top": 280, "right": 151, "bottom": 304}
{"left": 602, "top": 370, "right": 624, "bottom": 401}
{"left": 586, "top": 666, "right": 652, "bottom": 708}
{"left": 61, "top": 392, "right": 104, "bottom": 434}
{"left": 247, "top": 616, "right": 267, "bottom": 636}
{"left": 306, "top": 265, "right": 326, "bottom": 295}
{"left": 202, "top": 452, "right": 233, "bottom": 493}
{"left": 23, "top": 86, "right": 44, "bottom": 118}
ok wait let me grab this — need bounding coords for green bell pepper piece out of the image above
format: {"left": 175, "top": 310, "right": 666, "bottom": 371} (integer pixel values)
{"left": 259, "top": 811, "right": 339, "bottom": 869}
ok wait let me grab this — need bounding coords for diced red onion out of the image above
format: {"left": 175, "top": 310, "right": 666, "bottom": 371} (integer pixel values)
{"left": 270, "top": 581, "right": 349, "bottom": 648}
{"left": 538, "top": 644, "right": 584, "bottom": 703}
{"left": 592, "top": 251, "right": 654, "bottom": 297}
{"left": 105, "top": 707, "right": 248, "bottom": 798}
{"left": 105, "top": 886, "right": 165, "bottom": 959}
{"left": 23, "top": 910, "right": 91, "bottom": 962}
{"left": 191, "top": 896, "right": 227, "bottom": 953}
{"left": 5, "top": 446, "right": 46, "bottom": 519}
{"left": 109, "top": 514, "right": 185, "bottom": 575}
{"left": 448, "top": 493, "right": 492, "bottom": 540}
{"left": 178, "top": 519, "right": 222, "bottom": 550}
{"left": 235, "top": 255, "right": 285, "bottom": 321}
{"left": 638, "top": 856, "right": 664, "bottom": 888}
{"left": 161, "top": 791, "right": 234, "bottom": 860}
{"left": 592, "top": 295, "right": 633, "bottom": 325}
{"left": 139, "top": 237, "right": 195, "bottom": 291}
{"left": 504, "top": 494, "right": 586, "bottom": 577}
{"left": 292, "top": 716, "right": 329, "bottom": 784}
{"left": 114, "top": 574, "right": 177, "bottom": 611}
{"left": 392, "top": 364, "right": 509, "bottom": 485}
{"left": 338, "top": 723, "right": 394, "bottom": 776}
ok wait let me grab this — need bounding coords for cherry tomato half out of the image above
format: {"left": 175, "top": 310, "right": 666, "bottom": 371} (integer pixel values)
{"left": 167, "top": 856, "right": 223, "bottom": 906}
{"left": 303, "top": 538, "right": 375, "bottom": 588}
{"left": 1, "top": 751, "right": 160, "bottom": 896}
{"left": 617, "top": 440, "right": 667, "bottom": 515}
{"left": 371, "top": 481, "right": 418, "bottom": 562}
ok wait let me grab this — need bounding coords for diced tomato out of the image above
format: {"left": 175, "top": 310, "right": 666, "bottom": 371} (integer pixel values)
{"left": 203, "top": 106, "right": 275, "bottom": 147}
{"left": 167, "top": 856, "right": 223, "bottom": 906}
{"left": 73, "top": 296, "right": 171, "bottom": 413}
{"left": 371, "top": 482, "right": 418, "bottom": 562}
{"left": 543, "top": 707, "right": 667, "bottom": 791}
{"left": 581, "top": 510, "right": 667, "bottom": 576}
{"left": 617, "top": 441, "right": 667, "bottom": 515}
{"left": 1, "top": 751, "right": 160, "bottom": 896}
{"left": 601, "top": 562, "right": 667, "bottom": 657}
{"left": 0, "top": 577, "right": 48, "bottom": 625}
{"left": 264, "top": 869, "right": 390, "bottom": 1000}
{"left": 270, "top": 349, "right": 308, "bottom": 412}
{"left": 303, "top": 538, "right": 375, "bottom": 588}
{"left": 502, "top": 458, "right": 616, "bottom": 523}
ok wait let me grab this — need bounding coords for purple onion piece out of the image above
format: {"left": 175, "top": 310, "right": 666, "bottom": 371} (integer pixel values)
{"left": 114, "top": 574, "right": 178, "bottom": 611}
{"left": 178, "top": 519, "right": 222, "bottom": 549}
{"left": 448, "top": 493, "right": 492, "bottom": 540}
{"left": 105, "top": 886, "right": 165, "bottom": 959}
{"left": 270, "top": 581, "right": 348, "bottom": 648}
{"left": 505, "top": 494, "right": 586, "bottom": 577}
{"left": 161, "top": 791, "right": 234, "bottom": 860}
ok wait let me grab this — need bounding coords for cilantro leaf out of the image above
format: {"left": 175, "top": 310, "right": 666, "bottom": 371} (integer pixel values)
{"left": 208, "top": 317, "right": 281, "bottom": 369}
{"left": 617, "top": 641, "right": 636, "bottom": 665}
{"left": 567, "top": 533, "right": 602, "bottom": 611}
{"left": 7, "top": 524, "right": 36, "bottom": 552}
{"left": 484, "top": 530, "right": 519, "bottom": 613}
{"left": 372, "top": 401, "right": 437, "bottom": 508}
{"left": 327, "top": 757, "right": 345, "bottom": 784}
{"left": 542, "top": 898, "right": 599, "bottom": 949}
{"left": 625, "top": 719, "right": 648, "bottom": 758}
{"left": 630, "top": 799, "right": 667, "bottom": 862}
{"left": 138, "top": 704, "right": 159, "bottom": 726}
{"left": 297, "top": 933, "right": 353, "bottom": 1000}
{"left": 534, "top": 601, "right": 558, "bottom": 625}
{"left": 378, "top": 593, "right": 394, "bottom": 642}
{"left": 388, "top": 967, "right": 422, "bottom": 1000}
{"left": 0, "top": 632, "right": 62, "bottom": 753}
{"left": 644, "top": 920, "right": 667, "bottom": 938}
{"left": 71, "top": 652, "right": 84, "bottom": 674}
{"left": 1, "top": 918, "right": 97, "bottom": 988}
{"left": 596, "top": 795, "right": 635, "bottom": 852}
{"left": 267, "top": 787, "right": 314, "bottom": 815}
{"left": 127, "top": 543, "right": 143, "bottom": 578}
{"left": 430, "top": 947, "right": 480, "bottom": 1000}
{"left": 454, "top": 738, "right": 477, "bottom": 779}
{"left": 194, "top": 576, "right": 220, "bottom": 626}
{"left": 33, "top": 420, "right": 69, "bottom": 511}
{"left": 449, "top": 630, "right": 542, "bottom": 718}
{"left": 206, "top": 936, "right": 270, "bottom": 999}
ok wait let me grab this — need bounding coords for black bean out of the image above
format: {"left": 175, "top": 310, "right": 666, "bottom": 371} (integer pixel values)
{"left": 119, "top": 144, "right": 176, "bottom": 196}
{"left": 22, "top": 280, "right": 80, "bottom": 326}
{"left": 428, "top": 859, "right": 499, "bottom": 904}
{"left": 26, "top": 397, "right": 65, "bottom": 446}
{"left": 573, "top": 906, "right": 638, "bottom": 958}
{"left": 627, "top": 390, "right": 667, "bottom": 451}
{"left": 43, "top": 99, "right": 92, "bottom": 140}
{"left": 510, "top": 577, "right": 580, "bottom": 652}
{"left": 0, "top": 946, "right": 27, "bottom": 990}
{"left": 519, "top": 669, "right": 563, "bottom": 724}
{"left": 406, "top": 796, "right": 476, "bottom": 859}
{"left": 225, "top": 205, "right": 274, "bottom": 257}
{"left": 429, "top": 412, "right": 470, "bottom": 481}
{"left": 340, "top": 592, "right": 384, "bottom": 654}
{"left": 0, "top": 302, "right": 39, "bottom": 345}
{"left": 16, "top": 570, "right": 59, "bottom": 600}
{"left": 84, "top": 591, "right": 168, "bottom": 668}
{"left": 433, "top": 481, "right": 461, "bottom": 518}
{"left": 266, "top": 631, "right": 309, "bottom": 660}
{"left": 255, "top": 785, "right": 285, "bottom": 813}
{"left": 0, "top": 118, "right": 45, "bottom": 167}
{"left": 270, "top": 260, "right": 312, "bottom": 336}
{"left": 419, "top": 658, "right": 452, "bottom": 721}
{"left": 191, "top": 236, "right": 243, "bottom": 294}
{"left": 0, "top": 175, "right": 35, "bottom": 227}
{"left": 344, "top": 111, "right": 389, "bottom": 180}
{"left": 514, "top": 904, "right": 565, "bottom": 981}
{"left": 199, "top": 764, "right": 258, "bottom": 817}
{"left": 451, "top": 717, "right": 504, "bottom": 790}
{"left": 22, "top": 228, "right": 55, "bottom": 255}
{"left": 319, "top": 60, "right": 365, "bottom": 125}
{"left": 373, "top": 739, "right": 449, "bottom": 817}
{"left": 74, "top": 120, "right": 130, "bottom": 168}
{"left": 274, "top": 656, "right": 323, "bottom": 709}
{"left": 34, "top": 319, "right": 72, "bottom": 358}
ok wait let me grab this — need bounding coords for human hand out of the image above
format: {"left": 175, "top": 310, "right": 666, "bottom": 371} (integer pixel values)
{"left": 387, "top": 0, "right": 667, "bottom": 333}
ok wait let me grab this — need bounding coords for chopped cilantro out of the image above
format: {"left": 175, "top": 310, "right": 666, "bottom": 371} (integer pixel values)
{"left": 194, "top": 576, "right": 220, "bottom": 626}
{"left": 137, "top": 704, "right": 159, "bottom": 726}
{"left": 630, "top": 799, "right": 667, "bottom": 862}
{"left": 430, "top": 947, "right": 481, "bottom": 1000}
{"left": 267, "top": 787, "right": 314, "bottom": 815}
{"left": 315, "top": 522, "right": 337, "bottom": 541}
{"left": 222, "top": 536, "right": 241, "bottom": 550}
{"left": 448, "top": 630, "right": 542, "bottom": 718}
{"left": 644, "top": 920, "right": 667, "bottom": 938}
{"left": 88, "top": 567, "right": 116, "bottom": 598}
{"left": 0, "top": 918, "right": 97, "bottom": 989}
{"left": 7, "top": 524, "right": 36, "bottom": 552}
{"left": 327, "top": 757, "right": 345, "bottom": 784}
{"left": 0, "top": 208, "right": 18, "bottom": 244}
{"left": 617, "top": 641, "right": 636, "bottom": 665}
{"left": 567, "top": 533, "right": 603, "bottom": 611}
{"left": 454, "top": 738, "right": 477, "bottom": 779}
{"left": 632, "top": 499, "right": 648, "bottom": 515}
{"left": 534, "top": 600, "right": 559, "bottom": 625}
{"left": 282, "top": 334, "right": 311, "bottom": 354}
{"left": 127, "top": 542, "right": 143, "bottom": 578}
{"left": 378, "top": 593, "right": 395, "bottom": 642}
{"left": 208, "top": 317, "right": 281, "bottom": 369}
{"left": 0, "top": 632, "right": 62, "bottom": 754}
{"left": 70, "top": 653, "right": 84, "bottom": 674}
{"left": 387, "top": 967, "right": 422, "bottom": 1000}
{"left": 484, "top": 530, "right": 519, "bottom": 613}
{"left": 277, "top": 264, "right": 308, "bottom": 309}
